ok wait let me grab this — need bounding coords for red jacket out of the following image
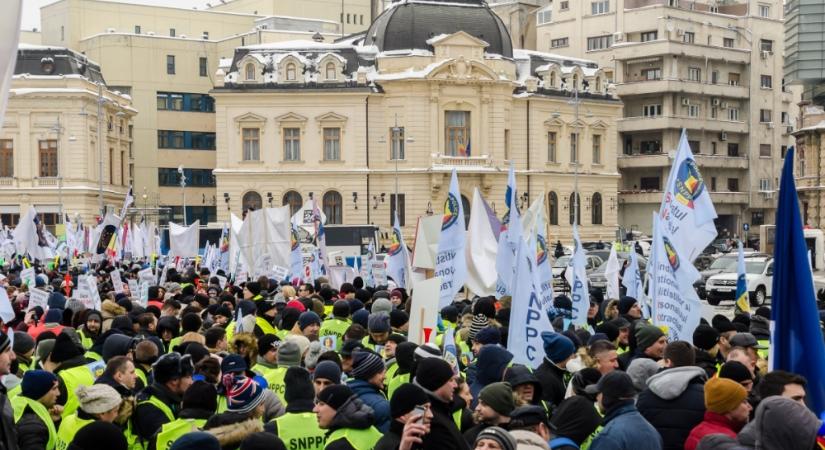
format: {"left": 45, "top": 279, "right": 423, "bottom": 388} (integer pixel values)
{"left": 684, "top": 411, "right": 742, "bottom": 450}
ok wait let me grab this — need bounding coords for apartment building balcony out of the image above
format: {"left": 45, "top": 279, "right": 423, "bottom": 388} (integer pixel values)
{"left": 619, "top": 189, "right": 748, "bottom": 204}
{"left": 615, "top": 79, "right": 749, "bottom": 99}
{"left": 0, "top": 178, "right": 15, "bottom": 187}
{"left": 617, "top": 115, "right": 748, "bottom": 134}
{"left": 617, "top": 153, "right": 748, "bottom": 170}
{"left": 612, "top": 40, "right": 750, "bottom": 65}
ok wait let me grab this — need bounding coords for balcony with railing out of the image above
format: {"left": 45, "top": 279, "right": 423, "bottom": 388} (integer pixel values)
{"left": 619, "top": 189, "right": 749, "bottom": 204}
{"left": 617, "top": 115, "right": 748, "bottom": 134}
{"left": 613, "top": 40, "right": 750, "bottom": 64}
{"left": 431, "top": 153, "right": 494, "bottom": 169}
{"left": 615, "top": 79, "right": 749, "bottom": 99}
{"left": 36, "top": 177, "right": 60, "bottom": 187}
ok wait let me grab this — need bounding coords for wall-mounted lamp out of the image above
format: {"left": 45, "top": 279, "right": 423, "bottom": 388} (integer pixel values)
{"left": 308, "top": 192, "right": 314, "bottom": 200}
{"left": 426, "top": 201, "right": 434, "bottom": 216}
{"left": 352, "top": 192, "right": 358, "bottom": 209}
{"left": 372, "top": 193, "right": 385, "bottom": 209}
{"left": 267, "top": 192, "right": 273, "bottom": 206}
{"left": 223, "top": 192, "right": 231, "bottom": 210}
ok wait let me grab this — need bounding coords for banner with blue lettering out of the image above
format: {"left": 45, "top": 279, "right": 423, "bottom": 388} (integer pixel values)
{"left": 659, "top": 129, "right": 717, "bottom": 262}
{"left": 508, "top": 234, "right": 554, "bottom": 368}
{"left": 649, "top": 212, "right": 702, "bottom": 342}
{"left": 386, "top": 212, "right": 410, "bottom": 289}
{"left": 533, "top": 199, "right": 554, "bottom": 311}
{"left": 495, "top": 163, "right": 521, "bottom": 297}
{"left": 566, "top": 225, "right": 590, "bottom": 327}
{"left": 435, "top": 169, "right": 468, "bottom": 308}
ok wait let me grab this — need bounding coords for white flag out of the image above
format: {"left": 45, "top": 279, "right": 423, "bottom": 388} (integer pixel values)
{"left": 527, "top": 194, "right": 555, "bottom": 311}
{"left": 0, "top": 1, "right": 23, "bottom": 130}
{"left": 386, "top": 212, "right": 411, "bottom": 289}
{"left": 435, "top": 169, "right": 468, "bottom": 308}
{"left": 508, "top": 235, "right": 555, "bottom": 369}
{"left": 649, "top": 212, "right": 702, "bottom": 342}
{"left": 13, "top": 207, "right": 54, "bottom": 261}
{"left": 605, "top": 245, "right": 621, "bottom": 300}
{"left": 169, "top": 221, "right": 200, "bottom": 258}
{"left": 495, "top": 163, "right": 522, "bottom": 297}
{"left": 0, "top": 286, "right": 14, "bottom": 323}
{"left": 465, "top": 188, "right": 498, "bottom": 297}
{"left": 565, "top": 225, "right": 590, "bottom": 327}
{"left": 289, "top": 223, "right": 303, "bottom": 284}
{"left": 659, "top": 129, "right": 717, "bottom": 262}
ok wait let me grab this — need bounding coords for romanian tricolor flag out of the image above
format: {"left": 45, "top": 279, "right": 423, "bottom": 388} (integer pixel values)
{"left": 735, "top": 240, "right": 750, "bottom": 314}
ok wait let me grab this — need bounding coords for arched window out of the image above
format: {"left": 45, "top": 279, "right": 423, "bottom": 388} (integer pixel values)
{"left": 286, "top": 63, "right": 296, "bottom": 81}
{"left": 548, "top": 192, "right": 559, "bottom": 225}
{"left": 242, "top": 191, "right": 262, "bottom": 212}
{"left": 595, "top": 77, "right": 601, "bottom": 92}
{"left": 568, "top": 192, "right": 581, "bottom": 225}
{"left": 282, "top": 190, "right": 302, "bottom": 216}
{"left": 548, "top": 71, "right": 556, "bottom": 88}
{"left": 591, "top": 192, "right": 603, "bottom": 225}
{"left": 572, "top": 74, "right": 579, "bottom": 90}
{"left": 325, "top": 62, "right": 336, "bottom": 80}
{"left": 245, "top": 63, "right": 255, "bottom": 81}
{"left": 323, "top": 190, "right": 343, "bottom": 224}
{"left": 461, "top": 194, "right": 471, "bottom": 228}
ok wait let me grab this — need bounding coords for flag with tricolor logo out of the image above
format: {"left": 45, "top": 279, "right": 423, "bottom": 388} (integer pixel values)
{"left": 735, "top": 240, "right": 750, "bottom": 314}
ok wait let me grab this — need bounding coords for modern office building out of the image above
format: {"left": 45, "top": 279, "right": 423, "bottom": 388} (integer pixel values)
{"left": 536, "top": 0, "right": 792, "bottom": 236}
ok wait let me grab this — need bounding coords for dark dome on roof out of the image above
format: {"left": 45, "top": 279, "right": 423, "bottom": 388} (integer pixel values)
{"left": 364, "top": 0, "right": 513, "bottom": 58}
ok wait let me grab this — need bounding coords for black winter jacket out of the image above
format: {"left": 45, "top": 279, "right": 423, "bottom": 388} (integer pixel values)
{"left": 636, "top": 366, "right": 707, "bottom": 450}
{"left": 535, "top": 358, "right": 567, "bottom": 409}
{"left": 15, "top": 406, "right": 48, "bottom": 450}
{"left": 132, "top": 383, "right": 182, "bottom": 442}
{"left": 415, "top": 383, "right": 469, "bottom": 450}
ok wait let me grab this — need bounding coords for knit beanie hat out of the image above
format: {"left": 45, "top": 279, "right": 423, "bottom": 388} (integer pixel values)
{"left": 469, "top": 314, "right": 489, "bottom": 340}
{"left": 169, "top": 432, "right": 221, "bottom": 450}
{"left": 183, "top": 380, "right": 218, "bottom": 412}
{"left": 226, "top": 376, "right": 266, "bottom": 414}
{"left": 541, "top": 332, "right": 575, "bottom": 364}
{"left": 102, "top": 334, "right": 135, "bottom": 362}
{"left": 48, "top": 292, "right": 67, "bottom": 310}
{"left": 474, "top": 297, "right": 497, "bottom": 319}
{"left": 240, "top": 433, "right": 286, "bottom": 450}
{"left": 705, "top": 377, "right": 747, "bottom": 414}
{"left": 257, "top": 334, "right": 281, "bottom": 357}
{"left": 317, "top": 384, "right": 354, "bottom": 410}
{"left": 389, "top": 309, "right": 409, "bottom": 329}
{"left": 635, "top": 325, "right": 665, "bottom": 351}
{"left": 351, "top": 350, "right": 385, "bottom": 380}
{"left": 298, "top": 311, "right": 321, "bottom": 331}
{"left": 284, "top": 366, "right": 316, "bottom": 404}
{"left": 21, "top": 370, "right": 57, "bottom": 400}
{"left": 69, "top": 421, "right": 128, "bottom": 450}
{"left": 313, "top": 360, "right": 342, "bottom": 383}
{"left": 371, "top": 298, "right": 393, "bottom": 315}
{"left": 390, "top": 383, "right": 429, "bottom": 419}
{"left": 479, "top": 382, "right": 516, "bottom": 416}
{"left": 475, "top": 426, "right": 517, "bottom": 450}
{"left": 475, "top": 327, "right": 501, "bottom": 345}
{"left": 718, "top": 361, "right": 753, "bottom": 384}
{"left": 246, "top": 282, "right": 261, "bottom": 296}
{"left": 332, "top": 300, "right": 350, "bottom": 318}
{"left": 367, "top": 313, "right": 391, "bottom": 333}
{"left": 76, "top": 384, "right": 122, "bottom": 414}
{"left": 440, "top": 305, "right": 459, "bottom": 324}
{"left": 44, "top": 309, "right": 63, "bottom": 324}
{"left": 277, "top": 341, "right": 302, "bottom": 368}
{"left": 49, "top": 332, "right": 82, "bottom": 363}
{"left": 286, "top": 300, "right": 306, "bottom": 312}
{"left": 351, "top": 309, "right": 369, "bottom": 328}
{"left": 304, "top": 341, "right": 325, "bottom": 369}
{"left": 415, "top": 357, "right": 454, "bottom": 392}
{"left": 692, "top": 324, "right": 720, "bottom": 351}
{"left": 221, "top": 354, "right": 248, "bottom": 374}
{"left": 13, "top": 331, "right": 35, "bottom": 355}
{"left": 617, "top": 296, "right": 638, "bottom": 315}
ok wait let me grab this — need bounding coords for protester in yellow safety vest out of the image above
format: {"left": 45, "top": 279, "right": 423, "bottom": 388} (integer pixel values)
{"left": 383, "top": 334, "right": 406, "bottom": 380}
{"left": 202, "top": 375, "right": 267, "bottom": 448}
{"left": 386, "top": 342, "right": 416, "bottom": 399}
{"left": 12, "top": 370, "right": 61, "bottom": 450}
{"left": 156, "top": 316, "right": 180, "bottom": 354}
{"left": 729, "top": 332, "right": 768, "bottom": 374}
{"left": 47, "top": 332, "right": 96, "bottom": 418}
{"left": 243, "top": 281, "right": 264, "bottom": 302}
{"left": 265, "top": 367, "right": 326, "bottom": 450}
{"left": 314, "top": 384, "right": 383, "bottom": 450}
{"left": 375, "top": 382, "right": 434, "bottom": 450}
{"left": 362, "top": 313, "right": 391, "bottom": 356}
{"left": 12, "top": 331, "right": 35, "bottom": 377}
{"left": 319, "top": 301, "right": 352, "bottom": 352}
{"left": 298, "top": 311, "right": 322, "bottom": 342}
{"left": 77, "top": 310, "right": 103, "bottom": 351}
{"left": 132, "top": 352, "right": 194, "bottom": 443}
{"left": 67, "top": 421, "right": 129, "bottom": 450}
{"left": 313, "top": 360, "right": 343, "bottom": 397}
{"left": 252, "top": 335, "right": 287, "bottom": 401}
{"left": 149, "top": 381, "right": 217, "bottom": 450}
{"left": 55, "top": 384, "right": 123, "bottom": 450}
{"left": 133, "top": 340, "right": 159, "bottom": 392}
{"left": 253, "top": 299, "right": 279, "bottom": 338}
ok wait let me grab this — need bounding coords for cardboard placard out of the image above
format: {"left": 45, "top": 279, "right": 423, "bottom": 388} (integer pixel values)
{"left": 138, "top": 281, "right": 150, "bottom": 307}
{"left": 271, "top": 265, "right": 289, "bottom": 281}
{"left": 411, "top": 215, "right": 442, "bottom": 270}
{"left": 111, "top": 270, "right": 125, "bottom": 294}
{"left": 217, "top": 275, "right": 227, "bottom": 290}
{"left": 138, "top": 268, "right": 155, "bottom": 282}
{"left": 19, "top": 268, "right": 35, "bottom": 287}
{"left": 127, "top": 279, "right": 139, "bottom": 297}
{"left": 28, "top": 288, "right": 49, "bottom": 311}
{"left": 406, "top": 277, "right": 441, "bottom": 345}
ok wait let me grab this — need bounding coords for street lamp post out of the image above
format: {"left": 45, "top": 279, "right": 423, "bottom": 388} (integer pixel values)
{"left": 97, "top": 82, "right": 104, "bottom": 216}
{"left": 51, "top": 118, "right": 64, "bottom": 225}
{"left": 178, "top": 165, "right": 187, "bottom": 225}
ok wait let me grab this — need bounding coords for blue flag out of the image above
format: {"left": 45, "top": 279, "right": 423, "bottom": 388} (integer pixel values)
{"left": 771, "top": 146, "right": 825, "bottom": 414}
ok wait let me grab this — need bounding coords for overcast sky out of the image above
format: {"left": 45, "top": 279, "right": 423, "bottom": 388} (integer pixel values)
{"left": 22, "top": 0, "right": 206, "bottom": 31}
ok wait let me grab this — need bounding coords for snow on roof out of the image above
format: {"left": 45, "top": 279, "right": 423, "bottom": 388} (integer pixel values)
{"left": 218, "top": 57, "right": 233, "bottom": 70}
{"left": 425, "top": 34, "right": 451, "bottom": 45}
{"left": 17, "top": 43, "right": 68, "bottom": 51}
{"left": 797, "top": 120, "right": 825, "bottom": 132}
{"left": 377, "top": 49, "right": 434, "bottom": 57}
{"left": 73, "top": 0, "right": 260, "bottom": 17}
{"left": 316, "top": 52, "right": 348, "bottom": 64}
{"left": 242, "top": 40, "right": 354, "bottom": 51}
{"left": 513, "top": 48, "right": 596, "bottom": 66}
{"left": 368, "top": 61, "right": 445, "bottom": 81}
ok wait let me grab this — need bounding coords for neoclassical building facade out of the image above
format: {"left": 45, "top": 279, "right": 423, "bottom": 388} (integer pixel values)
{"left": 211, "top": 0, "right": 623, "bottom": 243}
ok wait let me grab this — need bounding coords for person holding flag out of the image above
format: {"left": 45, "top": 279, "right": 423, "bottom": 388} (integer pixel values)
{"left": 734, "top": 240, "right": 750, "bottom": 316}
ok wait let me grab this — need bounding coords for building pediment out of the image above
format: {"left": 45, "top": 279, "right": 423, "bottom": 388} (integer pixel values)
{"left": 428, "top": 31, "right": 490, "bottom": 49}
{"left": 234, "top": 112, "right": 266, "bottom": 123}
{"left": 590, "top": 120, "right": 609, "bottom": 129}
{"left": 544, "top": 117, "right": 565, "bottom": 128}
{"left": 427, "top": 57, "right": 498, "bottom": 82}
{"left": 275, "top": 112, "right": 308, "bottom": 123}
{"left": 315, "top": 112, "right": 348, "bottom": 123}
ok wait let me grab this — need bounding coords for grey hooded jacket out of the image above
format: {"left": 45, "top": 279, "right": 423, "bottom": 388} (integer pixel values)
{"left": 637, "top": 366, "right": 707, "bottom": 450}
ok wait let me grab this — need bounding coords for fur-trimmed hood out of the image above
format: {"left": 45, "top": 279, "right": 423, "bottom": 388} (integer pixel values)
{"left": 101, "top": 299, "right": 126, "bottom": 318}
{"left": 206, "top": 416, "right": 263, "bottom": 449}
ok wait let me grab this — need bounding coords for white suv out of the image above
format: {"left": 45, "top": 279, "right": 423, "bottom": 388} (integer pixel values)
{"left": 705, "top": 256, "right": 773, "bottom": 307}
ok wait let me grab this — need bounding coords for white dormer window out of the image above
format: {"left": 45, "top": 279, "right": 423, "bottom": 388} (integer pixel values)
{"left": 572, "top": 74, "right": 579, "bottom": 90}
{"left": 245, "top": 63, "right": 255, "bottom": 81}
{"left": 286, "top": 63, "right": 297, "bottom": 81}
{"left": 326, "top": 62, "right": 337, "bottom": 81}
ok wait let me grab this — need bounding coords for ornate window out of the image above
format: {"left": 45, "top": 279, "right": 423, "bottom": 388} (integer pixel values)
{"left": 591, "top": 193, "right": 602, "bottom": 225}
{"left": 242, "top": 128, "right": 260, "bottom": 161}
{"left": 286, "top": 63, "right": 297, "bottom": 81}
{"left": 568, "top": 192, "right": 581, "bottom": 225}
{"left": 548, "top": 192, "right": 559, "bottom": 225}
{"left": 323, "top": 191, "right": 343, "bottom": 224}
{"left": 325, "top": 62, "right": 337, "bottom": 81}
{"left": 445, "top": 111, "right": 470, "bottom": 156}
{"left": 282, "top": 190, "right": 303, "bottom": 216}
{"left": 243, "top": 191, "right": 262, "bottom": 212}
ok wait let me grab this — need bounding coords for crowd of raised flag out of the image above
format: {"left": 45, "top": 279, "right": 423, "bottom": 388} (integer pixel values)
{"left": 0, "top": 130, "right": 820, "bottom": 450}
